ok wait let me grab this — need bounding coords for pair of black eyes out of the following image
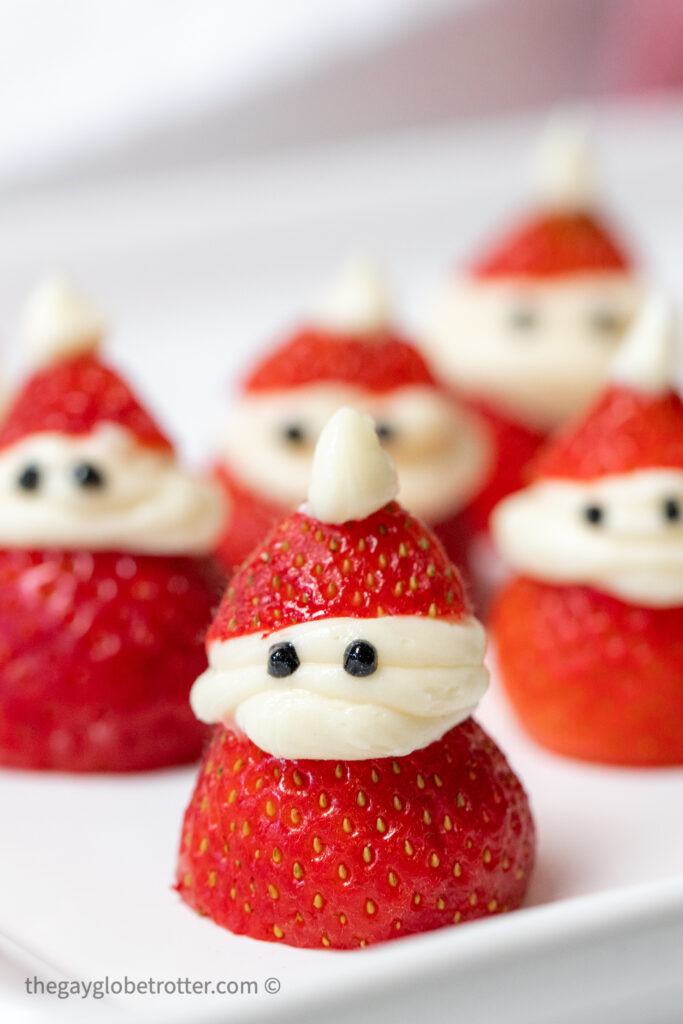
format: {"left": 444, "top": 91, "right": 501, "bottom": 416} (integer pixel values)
{"left": 509, "top": 308, "right": 622, "bottom": 334}
{"left": 17, "top": 463, "right": 106, "bottom": 492}
{"left": 282, "top": 423, "right": 395, "bottom": 445}
{"left": 267, "top": 640, "right": 378, "bottom": 678}
{"left": 583, "top": 499, "right": 681, "bottom": 527}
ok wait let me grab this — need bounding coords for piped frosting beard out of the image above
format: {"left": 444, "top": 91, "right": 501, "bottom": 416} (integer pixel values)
{"left": 0, "top": 424, "right": 225, "bottom": 554}
{"left": 425, "top": 273, "right": 642, "bottom": 431}
{"left": 493, "top": 468, "right": 683, "bottom": 607}
{"left": 192, "top": 615, "right": 488, "bottom": 760}
{"left": 217, "top": 384, "right": 492, "bottom": 524}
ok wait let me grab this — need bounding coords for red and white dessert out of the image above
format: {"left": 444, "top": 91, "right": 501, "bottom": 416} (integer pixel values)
{"left": 423, "top": 118, "right": 642, "bottom": 533}
{"left": 214, "top": 259, "right": 492, "bottom": 573}
{"left": 177, "top": 406, "right": 534, "bottom": 949}
{"left": 492, "top": 294, "right": 683, "bottom": 765}
{"left": 0, "top": 279, "right": 225, "bottom": 771}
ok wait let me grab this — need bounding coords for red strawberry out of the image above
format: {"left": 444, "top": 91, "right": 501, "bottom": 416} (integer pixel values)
{"left": 0, "top": 355, "right": 172, "bottom": 454}
{"left": 470, "top": 212, "right": 631, "bottom": 280}
{"left": 0, "top": 550, "right": 223, "bottom": 771}
{"left": 208, "top": 501, "right": 467, "bottom": 643}
{"left": 243, "top": 329, "right": 435, "bottom": 394}
{"left": 531, "top": 386, "right": 683, "bottom": 481}
{"left": 492, "top": 578, "right": 683, "bottom": 766}
{"left": 179, "top": 408, "right": 534, "bottom": 946}
{"left": 214, "top": 467, "right": 478, "bottom": 584}
{"left": 176, "top": 719, "right": 534, "bottom": 949}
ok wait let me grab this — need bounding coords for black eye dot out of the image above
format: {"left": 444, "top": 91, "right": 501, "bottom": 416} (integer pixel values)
{"left": 375, "top": 422, "right": 395, "bottom": 443}
{"left": 583, "top": 504, "right": 605, "bottom": 526}
{"left": 267, "top": 641, "right": 300, "bottom": 678}
{"left": 343, "top": 640, "right": 378, "bottom": 678}
{"left": 590, "top": 309, "right": 621, "bottom": 334}
{"left": 282, "top": 424, "right": 306, "bottom": 445}
{"left": 73, "top": 462, "right": 105, "bottom": 489}
{"left": 17, "top": 465, "right": 41, "bottom": 491}
{"left": 663, "top": 498, "right": 681, "bottom": 523}
{"left": 509, "top": 307, "right": 537, "bottom": 331}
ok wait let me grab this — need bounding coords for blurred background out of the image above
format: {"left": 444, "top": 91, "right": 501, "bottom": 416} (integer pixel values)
{"left": 1, "top": 0, "right": 682, "bottom": 456}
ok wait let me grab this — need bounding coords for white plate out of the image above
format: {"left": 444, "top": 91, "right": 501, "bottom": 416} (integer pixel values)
{"left": 1, "top": 98, "right": 683, "bottom": 1024}
{"left": 1, "top": 672, "right": 682, "bottom": 1024}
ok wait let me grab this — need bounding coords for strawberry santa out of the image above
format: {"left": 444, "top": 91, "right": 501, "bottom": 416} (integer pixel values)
{"left": 492, "top": 293, "right": 683, "bottom": 766}
{"left": 0, "top": 278, "right": 225, "bottom": 772}
{"left": 422, "top": 118, "right": 642, "bottom": 533}
{"left": 214, "top": 259, "right": 492, "bottom": 574}
{"left": 177, "top": 407, "right": 534, "bottom": 949}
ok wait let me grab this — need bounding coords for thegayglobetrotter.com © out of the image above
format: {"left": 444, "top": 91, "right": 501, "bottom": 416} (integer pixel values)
{"left": 25, "top": 975, "right": 281, "bottom": 999}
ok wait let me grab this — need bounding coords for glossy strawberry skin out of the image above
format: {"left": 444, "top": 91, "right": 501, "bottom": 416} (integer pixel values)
{"left": 176, "top": 719, "right": 534, "bottom": 949}
{"left": 493, "top": 577, "right": 683, "bottom": 766}
{"left": 0, "top": 550, "right": 224, "bottom": 772}
{"left": 210, "top": 502, "right": 468, "bottom": 644}
{"left": 470, "top": 212, "right": 631, "bottom": 279}
{"left": 215, "top": 467, "right": 477, "bottom": 580}
{"left": 532, "top": 386, "right": 683, "bottom": 481}
{"left": 0, "top": 355, "right": 172, "bottom": 453}
{"left": 243, "top": 329, "right": 436, "bottom": 393}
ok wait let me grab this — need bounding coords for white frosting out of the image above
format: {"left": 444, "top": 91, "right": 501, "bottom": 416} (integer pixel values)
{"left": 191, "top": 615, "right": 489, "bottom": 759}
{"left": 19, "top": 277, "right": 105, "bottom": 365}
{"left": 610, "top": 291, "right": 677, "bottom": 394}
{"left": 218, "top": 384, "right": 492, "bottom": 523}
{"left": 424, "top": 273, "right": 642, "bottom": 430}
{"left": 533, "top": 114, "right": 596, "bottom": 211}
{"left": 493, "top": 469, "right": 683, "bottom": 606}
{"left": 305, "top": 407, "right": 397, "bottom": 524}
{"left": 310, "top": 257, "right": 391, "bottom": 335}
{"left": 0, "top": 424, "right": 225, "bottom": 554}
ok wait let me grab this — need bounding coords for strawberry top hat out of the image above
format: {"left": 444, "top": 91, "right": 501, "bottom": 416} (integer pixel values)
{"left": 493, "top": 291, "right": 683, "bottom": 607}
{"left": 215, "top": 258, "right": 491, "bottom": 572}
{"left": 0, "top": 277, "right": 223, "bottom": 554}
{"left": 195, "top": 406, "right": 489, "bottom": 760}
{"left": 424, "top": 115, "right": 643, "bottom": 433}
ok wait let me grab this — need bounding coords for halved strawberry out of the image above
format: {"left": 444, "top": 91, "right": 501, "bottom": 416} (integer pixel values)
{"left": 0, "top": 355, "right": 172, "bottom": 453}
{"left": 243, "top": 329, "right": 435, "bottom": 394}
{"left": 493, "top": 577, "right": 683, "bottom": 765}
{"left": 176, "top": 718, "right": 534, "bottom": 949}
{"left": 471, "top": 212, "right": 631, "bottom": 279}
{"left": 209, "top": 502, "right": 468, "bottom": 643}
{"left": 0, "top": 550, "right": 223, "bottom": 771}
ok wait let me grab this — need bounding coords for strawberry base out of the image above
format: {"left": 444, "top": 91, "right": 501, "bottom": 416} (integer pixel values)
{"left": 176, "top": 719, "right": 534, "bottom": 949}
{"left": 493, "top": 577, "right": 683, "bottom": 766}
{"left": 0, "top": 549, "right": 224, "bottom": 772}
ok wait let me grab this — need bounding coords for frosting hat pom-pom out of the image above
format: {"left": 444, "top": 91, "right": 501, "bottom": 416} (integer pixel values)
{"left": 310, "top": 256, "right": 392, "bottom": 335}
{"left": 610, "top": 289, "right": 677, "bottom": 395}
{"left": 533, "top": 112, "right": 596, "bottom": 211}
{"left": 304, "top": 406, "right": 398, "bottom": 524}
{"left": 19, "top": 276, "right": 105, "bottom": 366}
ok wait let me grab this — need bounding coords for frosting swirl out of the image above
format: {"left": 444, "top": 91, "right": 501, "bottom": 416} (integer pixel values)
{"left": 0, "top": 424, "right": 225, "bottom": 554}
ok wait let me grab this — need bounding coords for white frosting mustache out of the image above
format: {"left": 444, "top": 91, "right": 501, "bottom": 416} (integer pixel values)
{"left": 424, "top": 273, "right": 642, "bottom": 430}
{"left": 493, "top": 469, "right": 683, "bottom": 606}
{"left": 217, "top": 384, "right": 492, "bottom": 523}
{"left": 0, "top": 425, "right": 225, "bottom": 554}
{"left": 191, "top": 614, "right": 489, "bottom": 759}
